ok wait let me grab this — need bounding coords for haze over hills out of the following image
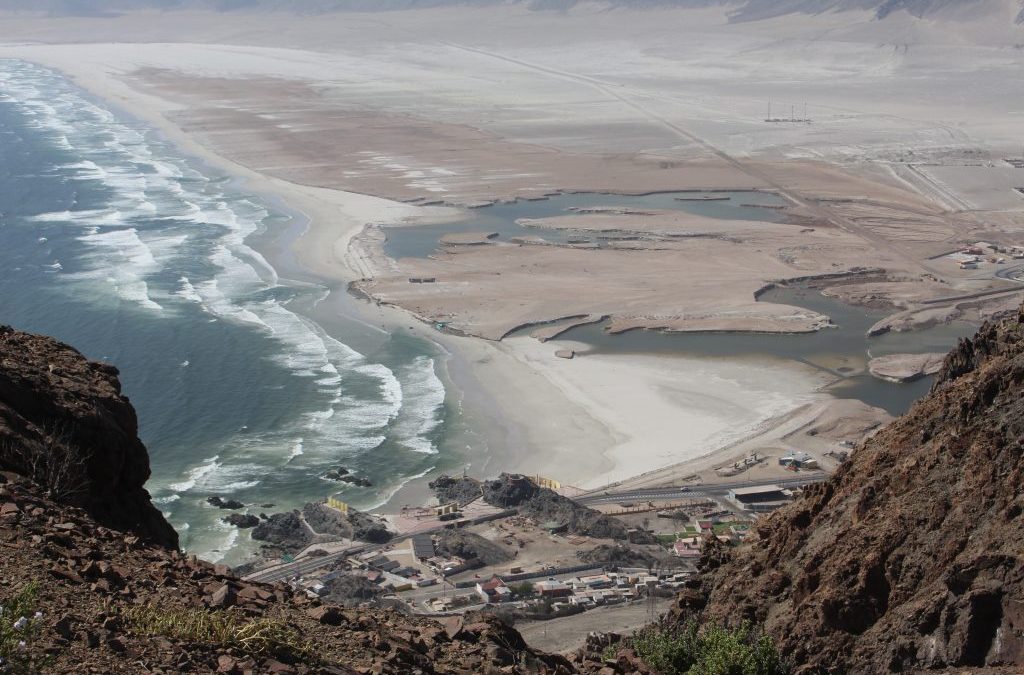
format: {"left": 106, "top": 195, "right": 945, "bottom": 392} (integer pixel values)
{"left": 1, "top": 0, "right": 1021, "bottom": 22}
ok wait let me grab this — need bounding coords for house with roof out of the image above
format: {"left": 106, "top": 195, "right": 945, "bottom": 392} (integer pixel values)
{"left": 475, "top": 575, "right": 512, "bottom": 604}
{"left": 673, "top": 536, "right": 701, "bottom": 558}
{"left": 534, "top": 579, "right": 572, "bottom": 598}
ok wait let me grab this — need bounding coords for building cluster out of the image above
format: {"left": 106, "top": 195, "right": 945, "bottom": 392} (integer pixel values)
{"left": 671, "top": 517, "right": 751, "bottom": 558}
{"left": 473, "top": 570, "right": 692, "bottom": 612}
{"left": 950, "top": 242, "right": 1023, "bottom": 269}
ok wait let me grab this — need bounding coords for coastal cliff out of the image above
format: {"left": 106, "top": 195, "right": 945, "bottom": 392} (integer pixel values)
{"left": 645, "top": 305, "right": 1024, "bottom": 673}
{"left": 0, "top": 326, "right": 177, "bottom": 549}
{"left": 0, "top": 326, "right": 571, "bottom": 673}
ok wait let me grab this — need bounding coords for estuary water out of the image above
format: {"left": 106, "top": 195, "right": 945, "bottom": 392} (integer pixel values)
{"left": 0, "top": 60, "right": 464, "bottom": 564}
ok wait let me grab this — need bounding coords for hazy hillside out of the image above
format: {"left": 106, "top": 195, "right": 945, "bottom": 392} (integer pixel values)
{"left": 0, "top": 0, "right": 1019, "bottom": 22}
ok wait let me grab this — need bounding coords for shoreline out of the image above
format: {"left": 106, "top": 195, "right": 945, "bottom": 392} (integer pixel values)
{"left": 6, "top": 50, "right": 864, "bottom": 501}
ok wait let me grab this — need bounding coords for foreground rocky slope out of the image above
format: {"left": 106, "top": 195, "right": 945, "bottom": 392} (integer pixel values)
{"left": 666, "top": 305, "right": 1024, "bottom": 673}
{"left": 0, "top": 326, "right": 177, "bottom": 548}
{"left": 0, "top": 327, "right": 572, "bottom": 673}
{"left": 0, "top": 471, "right": 573, "bottom": 674}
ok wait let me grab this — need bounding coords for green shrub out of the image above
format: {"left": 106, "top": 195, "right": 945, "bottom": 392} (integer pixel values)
{"left": 0, "top": 582, "right": 50, "bottom": 675}
{"left": 631, "top": 621, "right": 787, "bottom": 675}
{"left": 124, "top": 605, "right": 317, "bottom": 664}
{"left": 511, "top": 581, "right": 536, "bottom": 598}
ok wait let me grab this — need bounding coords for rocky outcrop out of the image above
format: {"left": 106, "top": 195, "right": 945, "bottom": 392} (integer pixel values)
{"left": 222, "top": 513, "right": 259, "bottom": 528}
{"left": 207, "top": 496, "right": 244, "bottom": 510}
{"left": 434, "top": 529, "right": 514, "bottom": 566}
{"left": 0, "top": 471, "right": 574, "bottom": 674}
{"left": 576, "top": 543, "right": 658, "bottom": 569}
{"left": 0, "top": 326, "right": 177, "bottom": 549}
{"left": 867, "top": 352, "right": 945, "bottom": 383}
{"left": 429, "top": 473, "right": 483, "bottom": 506}
{"left": 483, "top": 473, "right": 655, "bottom": 543}
{"left": 669, "top": 305, "right": 1024, "bottom": 673}
{"left": 252, "top": 502, "right": 393, "bottom": 554}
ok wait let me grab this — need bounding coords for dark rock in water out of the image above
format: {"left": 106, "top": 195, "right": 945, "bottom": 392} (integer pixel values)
{"left": 429, "top": 474, "right": 482, "bottom": 506}
{"left": 207, "top": 496, "right": 245, "bottom": 510}
{"left": 222, "top": 513, "right": 259, "bottom": 528}
{"left": 0, "top": 325, "right": 177, "bottom": 549}
{"left": 251, "top": 510, "right": 313, "bottom": 553}
{"left": 322, "top": 466, "right": 373, "bottom": 487}
{"left": 260, "top": 503, "right": 275, "bottom": 508}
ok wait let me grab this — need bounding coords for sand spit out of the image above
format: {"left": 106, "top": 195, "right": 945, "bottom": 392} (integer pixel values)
{"left": 868, "top": 353, "right": 945, "bottom": 383}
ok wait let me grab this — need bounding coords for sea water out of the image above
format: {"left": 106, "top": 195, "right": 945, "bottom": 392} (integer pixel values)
{"left": 0, "top": 60, "right": 463, "bottom": 565}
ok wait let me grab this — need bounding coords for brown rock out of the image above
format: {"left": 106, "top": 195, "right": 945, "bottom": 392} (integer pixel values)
{"left": 217, "top": 654, "right": 240, "bottom": 674}
{"left": 443, "top": 616, "right": 464, "bottom": 639}
{"left": 307, "top": 605, "right": 345, "bottom": 625}
{"left": 48, "top": 567, "right": 85, "bottom": 585}
{"left": 209, "top": 583, "right": 237, "bottom": 609}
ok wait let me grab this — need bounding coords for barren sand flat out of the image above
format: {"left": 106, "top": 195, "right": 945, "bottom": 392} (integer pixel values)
{"left": 355, "top": 234, "right": 847, "bottom": 340}
{"left": 125, "top": 70, "right": 762, "bottom": 205}
{"left": 353, "top": 198, "right": 941, "bottom": 340}
{"left": 486, "top": 337, "right": 829, "bottom": 489}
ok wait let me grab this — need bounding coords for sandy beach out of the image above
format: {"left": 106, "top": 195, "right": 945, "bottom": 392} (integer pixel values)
{"left": 3, "top": 4, "right": 1020, "bottom": 496}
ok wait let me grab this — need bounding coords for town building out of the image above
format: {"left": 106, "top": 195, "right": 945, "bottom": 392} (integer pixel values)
{"left": 534, "top": 579, "right": 572, "bottom": 598}
{"left": 476, "top": 575, "right": 513, "bottom": 603}
{"left": 727, "top": 484, "right": 793, "bottom": 512}
{"left": 673, "top": 536, "right": 701, "bottom": 558}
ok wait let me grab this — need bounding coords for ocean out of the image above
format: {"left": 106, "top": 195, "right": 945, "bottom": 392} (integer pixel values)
{"left": 0, "top": 59, "right": 465, "bottom": 565}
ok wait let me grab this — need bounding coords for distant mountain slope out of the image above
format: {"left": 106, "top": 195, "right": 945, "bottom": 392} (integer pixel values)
{"left": 0, "top": 0, "right": 1019, "bottom": 22}
{"left": 671, "top": 304, "right": 1024, "bottom": 673}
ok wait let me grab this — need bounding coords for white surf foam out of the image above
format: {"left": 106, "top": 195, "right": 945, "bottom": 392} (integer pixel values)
{"left": 392, "top": 357, "right": 446, "bottom": 454}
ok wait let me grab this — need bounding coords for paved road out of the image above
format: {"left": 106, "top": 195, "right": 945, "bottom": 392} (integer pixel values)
{"left": 995, "top": 261, "right": 1024, "bottom": 284}
{"left": 576, "top": 476, "right": 823, "bottom": 505}
{"left": 244, "top": 545, "right": 367, "bottom": 584}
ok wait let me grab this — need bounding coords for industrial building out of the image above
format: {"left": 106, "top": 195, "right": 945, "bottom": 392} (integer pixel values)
{"left": 727, "top": 484, "right": 793, "bottom": 512}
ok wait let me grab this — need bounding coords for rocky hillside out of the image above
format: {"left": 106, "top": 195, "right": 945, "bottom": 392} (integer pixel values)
{"left": 0, "top": 470, "right": 574, "bottom": 674}
{"left": 0, "top": 326, "right": 177, "bottom": 548}
{"left": 665, "top": 305, "right": 1024, "bottom": 673}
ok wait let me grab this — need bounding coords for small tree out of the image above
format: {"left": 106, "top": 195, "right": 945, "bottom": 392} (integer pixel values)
{"left": 511, "top": 581, "right": 536, "bottom": 599}
{"left": 2, "top": 423, "right": 90, "bottom": 503}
